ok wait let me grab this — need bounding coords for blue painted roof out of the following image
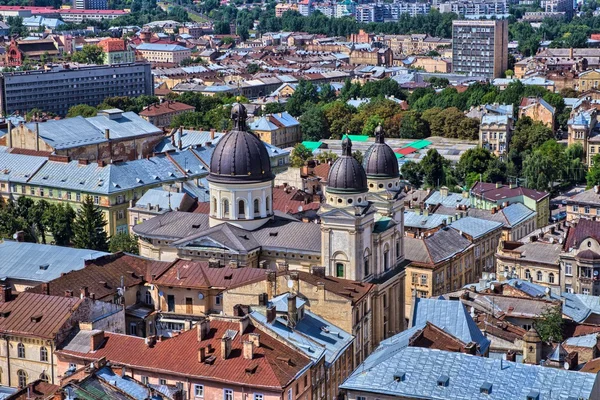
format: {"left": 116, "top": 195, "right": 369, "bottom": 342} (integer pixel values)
{"left": 269, "top": 292, "right": 306, "bottom": 312}
{"left": 481, "top": 114, "right": 509, "bottom": 125}
{"left": 412, "top": 297, "right": 490, "bottom": 354}
{"left": 425, "top": 190, "right": 471, "bottom": 208}
{"left": 501, "top": 202, "right": 537, "bottom": 227}
{"left": 340, "top": 346, "right": 598, "bottom": 400}
{"left": 562, "top": 293, "right": 600, "bottom": 323}
{"left": 506, "top": 279, "right": 559, "bottom": 299}
{"left": 0, "top": 240, "right": 108, "bottom": 283}
{"left": 565, "top": 333, "right": 598, "bottom": 348}
{"left": 403, "top": 212, "right": 451, "bottom": 230}
{"left": 0, "top": 149, "right": 47, "bottom": 183}
{"left": 134, "top": 188, "right": 189, "bottom": 211}
{"left": 450, "top": 216, "right": 503, "bottom": 239}
{"left": 249, "top": 112, "right": 299, "bottom": 131}
{"left": 484, "top": 103, "right": 513, "bottom": 116}
{"left": 96, "top": 367, "right": 149, "bottom": 400}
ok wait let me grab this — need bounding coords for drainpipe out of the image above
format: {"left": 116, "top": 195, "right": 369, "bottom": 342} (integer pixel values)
{"left": 50, "top": 342, "right": 55, "bottom": 385}
{"left": 5, "top": 336, "right": 10, "bottom": 387}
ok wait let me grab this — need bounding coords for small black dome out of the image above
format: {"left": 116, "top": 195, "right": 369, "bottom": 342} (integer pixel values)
{"left": 208, "top": 103, "right": 274, "bottom": 184}
{"left": 363, "top": 125, "right": 399, "bottom": 179}
{"left": 327, "top": 136, "right": 368, "bottom": 194}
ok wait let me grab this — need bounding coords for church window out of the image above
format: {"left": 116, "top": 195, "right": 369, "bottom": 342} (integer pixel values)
{"left": 223, "top": 199, "right": 230, "bottom": 217}
{"left": 336, "top": 263, "right": 344, "bottom": 278}
{"left": 254, "top": 199, "right": 260, "bottom": 214}
{"left": 238, "top": 200, "right": 246, "bottom": 217}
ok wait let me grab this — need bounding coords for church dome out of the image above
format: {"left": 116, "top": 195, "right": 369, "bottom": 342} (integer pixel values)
{"left": 363, "top": 124, "right": 399, "bottom": 179}
{"left": 208, "top": 103, "right": 274, "bottom": 184}
{"left": 327, "top": 136, "right": 368, "bottom": 194}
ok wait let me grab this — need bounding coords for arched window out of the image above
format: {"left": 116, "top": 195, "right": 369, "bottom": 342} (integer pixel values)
{"left": 254, "top": 199, "right": 260, "bottom": 214}
{"left": 525, "top": 269, "right": 531, "bottom": 279}
{"left": 39, "top": 373, "right": 49, "bottom": 383}
{"left": 223, "top": 199, "right": 230, "bottom": 217}
{"left": 212, "top": 197, "right": 217, "bottom": 213}
{"left": 548, "top": 273, "right": 555, "bottom": 284}
{"left": 383, "top": 245, "right": 390, "bottom": 271}
{"left": 40, "top": 347, "right": 48, "bottom": 362}
{"left": 536, "top": 271, "right": 543, "bottom": 281}
{"left": 17, "top": 370, "right": 26, "bottom": 388}
{"left": 145, "top": 290, "right": 152, "bottom": 305}
{"left": 136, "top": 290, "right": 141, "bottom": 303}
{"left": 238, "top": 200, "right": 246, "bottom": 218}
{"left": 266, "top": 196, "right": 270, "bottom": 212}
{"left": 17, "top": 343, "right": 25, "bottom": 359}
{"left": 364, "top": 256, "right": 369, "bottom": 277}
{"left": 396, "top": 241, "right": 400, "bottom": 259}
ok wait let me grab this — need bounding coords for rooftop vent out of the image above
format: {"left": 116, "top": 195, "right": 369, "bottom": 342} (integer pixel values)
{"left": 39, "top": 264, "right": 49, "bottom": 270}
{"left": 480, "top": 382, "right": 492, "bottom": 395}
{"left": 269, "top": 232, "right": 278, "bottom": 237}
{"left": 192, "top": 224, "right": 201, "bottom": 229}
{"left": 393, "top": 371, "right": 405, "bottom": 382}
{"left": 437, "top": 375, "right": 449, "bottom": 387}
{"left": 526, "top": 391, "right": 540, "bottom": 400}
{"left": 30, "top": 314, "right": 42, "bottom": 323}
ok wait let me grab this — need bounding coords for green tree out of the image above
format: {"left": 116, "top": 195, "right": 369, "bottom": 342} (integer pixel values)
{"left": 534, "top": 305, "right": 563, "bottom": 342}
{"left": 109, "top": 233, "right": 139, "bottom": 254}
{"left": 587, "top": 154, "right": 600, "bottom": 188}
{"left": 455, "top": 147, "right": 494, "bottom": 184}
{"left": 300, "top": 105, "right": 328, "bottom": 141}
{"left": 352, "top": 150, "right": 363, "bottom": 164}
{"left": 401, "top": 161, "right": 423, "bottom": 188}
{"left": 43, "top": 203, "right": 75, "bottom": 246}
{"left": 511, "top": 117, "right": 555, "bottom": 154}
{"left": 263, "top": 102, "right": 286, "bottom": 114}
{"left": 290, "top": 143, "right": 313, "bottom": 167}
{"left": 421, "top": 149, "right": 447, "bottom": 188}
{"left": 73, "top": 196, "right": 109, "bottom": 251}
{"left": 71, "top": 44, "right": 105, "bottom": 65}
{"left": 247, "top": 63, "right": 261, "bottom": 74}
{"left": 523, "top": 140, "right": 565, "bottom": 191}
{"left": 399, "top": 111, "right": 429, "bottom": 139}
{"left": 315, "top": 150, "right": 338, "bottom": 163}
{"left": 323, "top": 101, "right": 355, "bottom": 139}
{"left": 286, "top": 80, "right": 319, "bottom": 117}
{"left": 67, "top": 104, "right": 98, "bottom": 118}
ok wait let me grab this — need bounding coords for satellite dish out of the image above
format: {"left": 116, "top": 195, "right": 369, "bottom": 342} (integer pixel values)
{"left": 564, "top": 361, "right": 570, "bottom": 370}
{"left": 287, "top": 280, "right": 294, "bottom": 288}
{"left": 198, "top": 293, "right": 204, "bottom": 300}
{"left": 298, "top": 206, "right": 303, "bottom": 212}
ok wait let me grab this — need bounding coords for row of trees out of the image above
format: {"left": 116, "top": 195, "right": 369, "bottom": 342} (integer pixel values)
{"left": 0, "top": 196, "right": 138, "bottom": 253}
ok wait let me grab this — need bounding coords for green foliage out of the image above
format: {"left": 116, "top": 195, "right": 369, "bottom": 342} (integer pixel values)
{"left": 98, "top": 95, "right": 159, "bottom": 113}
{"left": 352, "top": 150, "right": 363, "bottom": 164}
{"left": 534, "top": 305, "right": 563, "bottom": 342}
{"left": 399, "top": 111, "right": 429, "bottom": 139}
{"left": 263, "top": 102, "right": 286, "bottom": 115}
{"left": 300, "top": 105, "right": 329, "bottom": 141}
{"left": 73, "top": 196, "right": 109, "bottom": 252}
{"left": 401, "top": 161, "right": 423, "bottom": 188}
{"left": 455, "top": 147, "right": 495, "bottom": 183}
{"left": 109, "top": 233, "right": 139, "bottom": 254}
{"left": 67, "top": 104, "right": 98, "bottom": 118}
{"left": 522, "top": 140, "right": 566, "bottom": 191}
{"left": 587, "top": 154, "right": 600, "bottom": 188}
{"left": 421, "top": 107, "right": 478, "bottom": 140}
{"left": 421, "top": 149, "right": 447, "bottom": 188}
{"left": 247, "top": 63, "right": 261, "bottom": 74}
{"left": 315, "top": 150, "right": 338, "bottom": 164}
{"left": 168, "top": 5, "right": 189, "bottom": 22}
{"left": 290, "top": 144, "right": 313, "bottom": 168}
{"left": 71, "top": 44, "right": 105, "bottom": 65}
{"left": 286, "top": 80, "right": 319, "bottom": 117}
{"left": 44, "top": 203, "right": 76, "bottom": 246}
{"left": 511, "top": 117, "right": 555, "bottom": 154}
{"left": 323, "top": 101, "right": 354, "bottom": 139}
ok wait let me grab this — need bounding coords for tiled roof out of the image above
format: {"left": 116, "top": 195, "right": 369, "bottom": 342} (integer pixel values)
{"left": 340, "top": 346, "right": 598, "bottom": 400}
{"left": 153, "top": 259, "right": 268, "bottom": 289}
{"left": 8, "top": 380, "right": 59, "bottom": 400}
{"left": 412, "top": 298, "right": 490, "bottom": 354}
{"left": 565, "top": 219, "right": 600, "bottom": 250}
{"left": 470, "top": 182, "right": 549, "bottom": 202}
{"left": 58, "top": 319, "right": 311, "bottom": 390}
{"left": 0, "top": 240, "right": 108, "bottom": 283}
{"left": 294, "top": 271, "right": 373, "bottom": 303}
{"left": 0, "top": 292, "right": 82, "bottom": 339}
{"left": 271, "top": 187, "right": 321, "bottom": 215}
{"left": 139, "top": 101, "right": 195, "bottom": 117}
{"left": 27, "top": 253, "right": 169, "bottom": 301}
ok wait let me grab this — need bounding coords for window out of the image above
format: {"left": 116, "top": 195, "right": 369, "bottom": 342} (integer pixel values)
{"left": 129, "top": 322, "right": 138, "bottom": 336}
{"left": 212, "top": 197, "right": 217, "bottom": 213}
{"left": 67, "top": 191, "right": 72, "bottom": 200}
{"left": 266, "top": 196, "right": 270, "bottom": 212}
{"left": 39, "top": 373, "right": 49, "bottom": 382}
{"left": 383, "top": 249, "right": 389, "bottom": 271}
{"left": 536, "top": 271, "right": 542, "bottom": 281}
{"left": 167, "top": 295, "right": 175, "bottom": 312}
{"left": 573, "top": 205, "right": 579, "bottom": 212}
{"left": 525, "top": 269, "right": 531, "bottom": 279}
{"left": 141, "top": 376, "right": 149, "bottom": 385}
{"left": 357, "top": 396, "right": 366, "bottom": 400}
{"left": 17, "top": 370, "right": 26, "bottom": 388}
{"left": 583, "top": 288, "right": 590, "bottom": 295}
{"left": 396, "top": 241, "right": 400, "bottom": 259}
{"left": 565, "top": 263, "right": 572, "bottom": 276}
{"left": 585, "top": 206, "right": 591, "bottom": 214}
{"left": 17, "top": 343, "right": 25, "bottom": 358}
{"left": 76, "top": 193, "right": 81, "bottom": 202}
{"left": 117, "top": 195, "right": 124, "bottom": 204}
{"left": 363, "top": 257, "right": 369, "bottom": 277}
{"left": 118, "top": 210, "right": 125, "bottom": 220}
{"left": 548, "top": 273, "right": 555, "bottom": 284}
{"left": 420, "top": 274, "right": 427, "bottom": 285}
{"left": 195, "top": 385, "right": 204, "bottom": 397}
{"left": 40, "top": 347, "right": 48, "bottom": 362}
{"left": 30, "top": 187, "right": 34, "bottom": 196}
{"left": 48, "top": 189, "right": 53, "bottom": 198}
{"left": 287, "top": 389, "right": 292, "bottom": 400}
{"left": 145, "top": 291, "right": 152, "bottom": 305}
{"left": 159, "top": 379, "right": 167, "bottom": 385}
{"left": 336, "top": 263, "right": 344, "bottom": 278}
{"left": 223, "top": 199, "right": 230, "bottom": 216}
{"left": 224, "top": 389, "right": 234, "bottom": 400}
{"left": 254, "top": 199, "right": 260, "bottom": 214}
{"left": 215, "top": 293, "right": 222, "bottom": 306}
{"left": 254, "top": 395, "right": 263, "bottom": 400}
{"left": 238, "top": 200, "right": 245, "bottom": 217}
{"left": 94, "top": 195, "right": 100, "bottom": 205}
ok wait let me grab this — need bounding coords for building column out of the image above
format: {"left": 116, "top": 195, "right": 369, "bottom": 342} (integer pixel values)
{"left": 247, "top": 191, "right": 253, "bottom": 220}
{"left": 260, "top": 188, "right": 267, "bottom": 218}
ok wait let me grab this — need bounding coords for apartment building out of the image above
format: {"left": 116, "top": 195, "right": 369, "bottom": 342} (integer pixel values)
{"left": 0, "top": 63, "right": 153, "bottom": 116}
{"left": 480, "top": 114, "right": 512, "bottom": 158}
{"left": 519, "top": 97, "right": 555, "bottom": 131}
{"left": 452, "top": 19, "right": 508, "bottom": 79}
{"left": 98, "top": 37, "right": 135, "bottom": 65}
{"left": 565, "top": 187, "right": 600, "bottom": 222}
{"left": 73, "top": 0, "right": 107, "bottom": 9}
{"left": 135, "top": 43, "right": 192, "bottom": 64}
{"left": 249, "top": 112, "right": 301, "bottom": 148}
{"left": 139, "top": 100, "right": 195, "bottom": 128}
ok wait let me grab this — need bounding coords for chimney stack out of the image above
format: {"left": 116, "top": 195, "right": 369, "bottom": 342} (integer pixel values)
{"left": 239, "top": 316, "right": 249, "bottom": 335}
{"left": 266, "top": 305, "right": 276, "bottom": 323}
{"left": 41, "top": 282, "right": 50, "bottom": 295}
{"left": 221, "top": 336, "right": 232, "bottom": 359}
{"left": 90, "top": 330, "right": 105, "bottom": 351}
{"left": 210, "top": 128, "right": 215, "bottom": 140}
{"left": 197, "top": 319, "right": 210, "bottom": 341}
{"left": 105, "top": 129, "right": 110, "bottom": 139}
{"left": 80, "top": 286, "right": 89, "bottom": 299}
{"left": 6, "top": 120, "right": 11, "bottom": 148}
{"left": 248, "top": 332, "right": 260, "bottom": 348}
{"left": 64, "top": 289, "right": 73, "bottom": 297}
{"left": 287, "top": 294, "right": 297, "bottom": 326}
{"left": 243, "top": 340, "right": 254, "bottom": 360}
{"left": 198, "top": 347, "right": 206, "bottom": 362}
{"left": 0, "top": 286, "right": 11, "bottom": 303}
{"left": 35, "top": 122, "right": 40, "bottom": 152}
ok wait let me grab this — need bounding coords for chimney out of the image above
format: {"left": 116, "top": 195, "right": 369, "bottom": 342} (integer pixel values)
{"left": 239, "top": 316, "right": 249, "bottom": 335}
{"left": 198, "top": 347, "right": 206, "bottom": 362}
{"left": 14, "top": 231, "right": 25, "bottom": 242}
{"left": 506, "top": 350, "right": 516, "bottom": 362}
{"left": 0, "top": 286, "right": 11, "bottom": 303}
{"left": 6, "top": 120, "right": 11, "bottom": 148}
{"left": 64, "top": 289, "right": 73, "bottom": 297}
{"left": 90, "top": 331, "right": 105, "bottom": 351}
{"left": 495, "top": 182, "right": 502, "bottom": 189}
{"left": 248, "top": 333, "right": 260, "bottom": 347}
{"left": 287, "top": 294, "right": 298, "bottom": 326}
{"left": 35, "top": 122, "right": 40, "bottom": 152}
{"left": 311, "top": 266, "right": 325, "bottom": 277}
{"left": 210, "top": 128, "right": 215, "bottom": 140}
{"left": 41, "top": 282, "right": 50, "bottom": 295}
{"left": 80, "top": 286, "right": 89, "bottom": 299}
{"left": 266, "top": 305, "right": 276, "bottom": 323}
{"left": 105, "top": 129, "right": 110, "bottom": 139}
{"left": 243, "top": 340, "right": 254, "bottom": 360}
{"left": 221, "top": 336, "right": 232, "bottom": 359}
{"left": 197, "top": 319, "right": 210, "bottom": 341}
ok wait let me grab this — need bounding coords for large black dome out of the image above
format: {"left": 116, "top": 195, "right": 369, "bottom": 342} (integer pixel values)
{"left": 327, "top": 136, "right": 368, "bottom": 194}
{"left": 363, "top": 124, "right": 399, "bottom": 179}
{"left": 208, "top": 103, "right": 274, "bottom": 184}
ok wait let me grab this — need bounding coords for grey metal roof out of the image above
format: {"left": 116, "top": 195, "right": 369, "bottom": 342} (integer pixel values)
{"left": 133, "top": 188, "right": 189, "bottom": 211}
{"left": 96, "top": 366, "right": 150, "bottom": 400}
{"left": 562, "top": 293, "right": 600, "bottom": 323}
{"left": 412, "top": 297, "right": 490, "bottom": 354}
{"left": 0, "top": 149, "right": 47, "bottom": 183}
{"left": 86, "top": 111, "right": 162, "bottom": 139}
{"left": 425, "top": 190, "right": 471, "bottom": 208}
{"left": 0, "top": 240, "right": 108, "bottom": 283}
{"left": 564, "top": 333, "right": 598, "bottom": 348}
{"left": 136, "top": 43, "right": 189, "bottom": 52}
{"left": 26, "top": 117, "right": 107, "bottom": 150}
{"left": 450, "top": 216, "right": 503, "bottom": 239}
{"left": 502, "top": 203, "right": 537, "bottom": 227}
{"left": 405, "top": 227, "right": 472, "bottom": 265}
{"left": 132, "top": 211, "right": 209, "bottom": 240}
{"left": 340, "top": 346, "right": 598, "bottom": 400}
{"left": 403, "top": 212, "right": 450, "bottom": 230}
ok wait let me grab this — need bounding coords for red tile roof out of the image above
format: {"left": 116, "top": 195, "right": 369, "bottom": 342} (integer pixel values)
{"left": 8, "top": 380, "right": 59, "bottom": 400}
{"left": 27, "top": 253, "right": 170, "bottom": 301}
{"left": 0, "top": 292, "right": 82, "bottom": 340}
{"left": 294, "top": 270, "right": 373, "bottom": 304}
{"left": 99, "top": 38, "right": 126, "bottom": 53}
{"left": 564, "top": 219, "right": 600, "bottom": 250}
{"left": 271, "top": 187, "right": 321, "bottom": 215}
{"left": 312, "top": 163, "right": 330, "bottom": 180}
{"left": 139, "top": 101, "right": 195, "bottom": 117}
{"left": 58, "top": 319, "right": 311, "bottom": 390}
{"left": 470, "top": 182, "right": 549, "bottom": 203}
{"left": 395, "top": 147, "right": 417, "bottom": 155}
{"left": 153, "top": 260, "right": 268, "bottom": 289}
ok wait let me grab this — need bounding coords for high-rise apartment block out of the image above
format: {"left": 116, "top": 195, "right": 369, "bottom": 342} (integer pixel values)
{"left": 0, "top": 63, "right": 153, "bottom": 116}
{"left": 452, "top": 19, "right": 508, "bottom": 79}
{"left": 73, "top": 0, "right": 107, "bottom": 9}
